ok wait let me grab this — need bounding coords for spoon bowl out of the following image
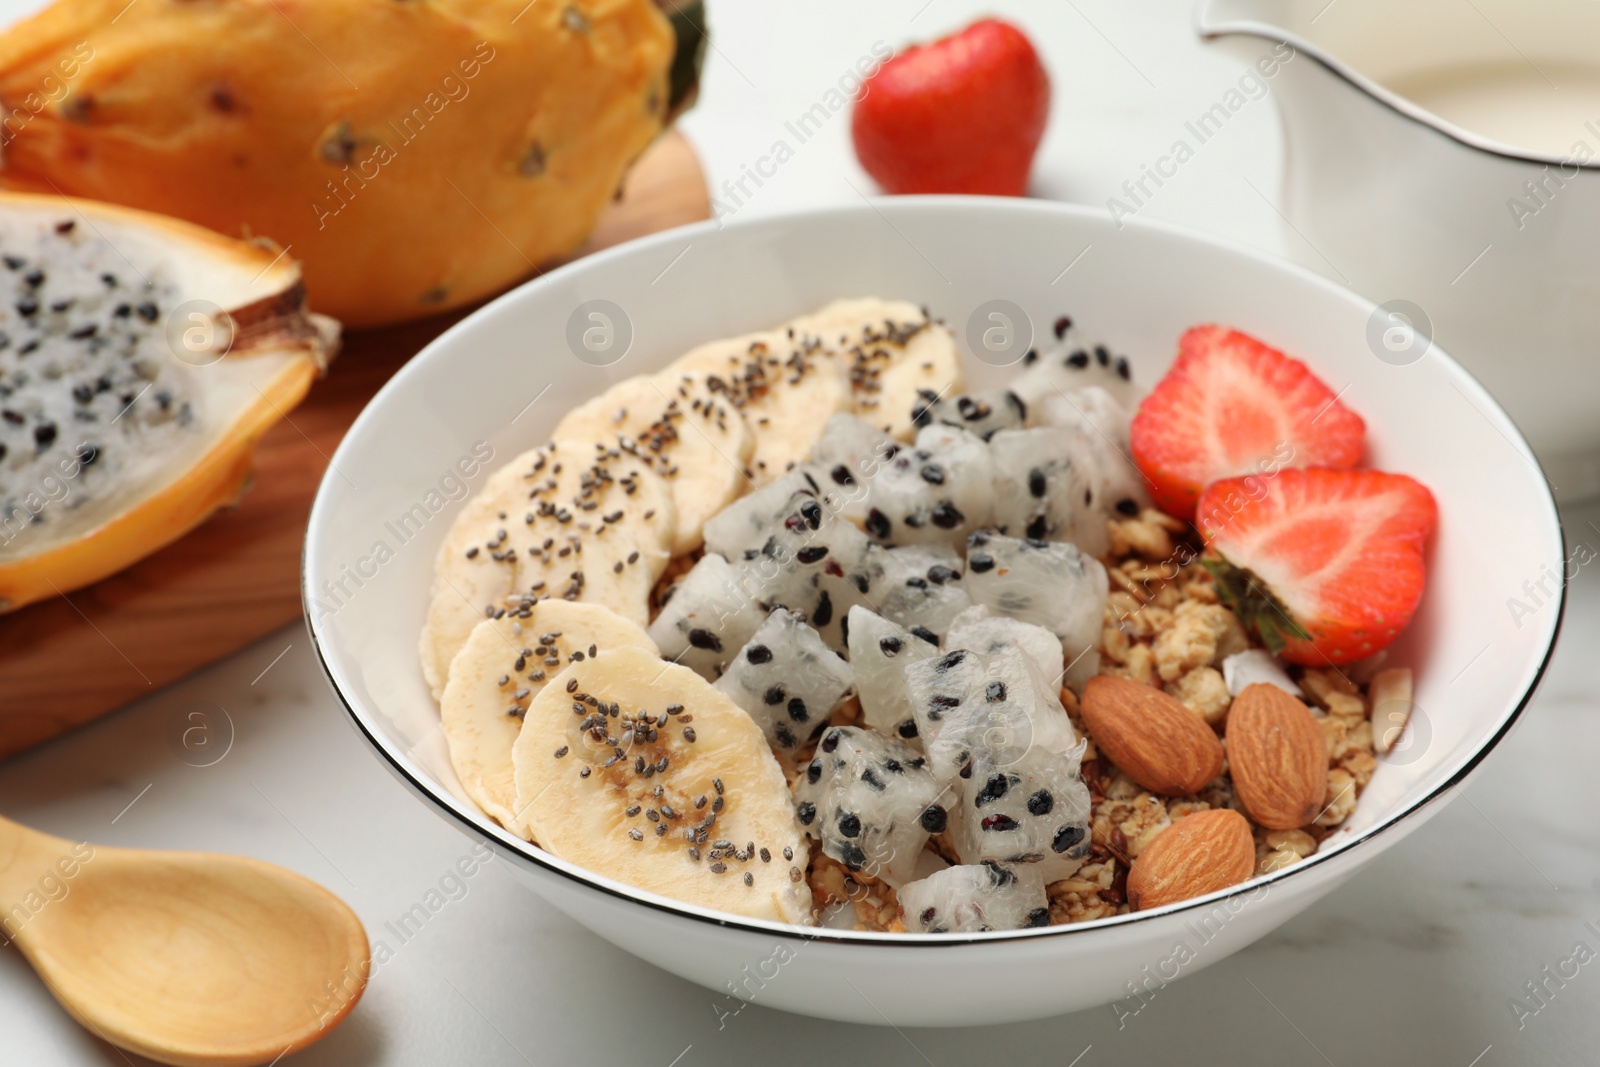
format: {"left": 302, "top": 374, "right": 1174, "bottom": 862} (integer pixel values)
{"left": 1, "top": 816, "right": 368, "bottom": 1067}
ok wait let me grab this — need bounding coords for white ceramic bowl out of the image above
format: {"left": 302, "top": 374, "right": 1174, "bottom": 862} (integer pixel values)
{"left": 304, "top": 198, "right": 1563, "bottom": 1027}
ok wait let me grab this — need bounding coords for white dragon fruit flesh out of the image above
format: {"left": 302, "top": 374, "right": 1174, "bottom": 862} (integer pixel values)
{"left": 868, "top": 542, "right": 972, "bottom": 641}
{"left": 701, "top": 470, "right": 817, "bottom": 560}
{"left": 987, "top": 425, "right": 1108, "bottom": 557}
{"left": 910, "top": 388, "right": 1028, "bottom": 441}
{"left": 732, "top": 492, "right": 876, "bottom": 653}
{"left": 952, "top": 745, "right": 1092, "bottom": 883}
{"left": 793, "top": 726, "right": 954, "bottom": 886}
{"left": 1008, "top": 334, "right": 1142, "bottom": 412}
{"left": 647, "top": 552, "right": 766, "bottom": 679}
{"left": 1030, "top": 385, "right": 1150, "bottom": 522}
{"left": 802, "top": 413, "right": 897, "bottom": 526}
{"left": 905, "top": 645, "right": 1077, "bottom": 781}
{"left": 898, "top": 862, "right": 1049, "bottom": 933}
{"left": 715, "top": 608, "right": 853, "bottom": 754}
{"left": 846, "top": 605, "right": 937, "bottom": 742}
{"left": 963, "top": 531, "right": 1107, "bottom": 694}
{"left": 945, "top": 603, "right": 1071, "bottom": 700}
{"left": 862, "top": 425, "right": 994, "bottom": 548}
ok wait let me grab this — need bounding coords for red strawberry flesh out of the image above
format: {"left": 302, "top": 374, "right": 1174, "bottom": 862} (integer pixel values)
{"left": 1131, "top": 325, "right": 1366, "bottom": 519}
{"left": 1196, "top": 468, "right": 1436, "bottom": 666}
{"left": 1203, "top": 470, "right": 1440, "bottom": 668}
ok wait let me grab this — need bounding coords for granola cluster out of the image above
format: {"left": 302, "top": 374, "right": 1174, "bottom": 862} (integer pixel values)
{"left": 804, "top": 507, "right": 1383, "bottom": 932}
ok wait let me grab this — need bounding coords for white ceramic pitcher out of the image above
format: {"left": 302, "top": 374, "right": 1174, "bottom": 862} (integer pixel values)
{"left": 1197, "top": 0, "right": 1600, "bottom": 499}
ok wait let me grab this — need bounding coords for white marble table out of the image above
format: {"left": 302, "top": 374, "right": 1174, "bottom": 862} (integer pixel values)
{"left": 4, "top": 1, "right": 1596, "bottom": 1063}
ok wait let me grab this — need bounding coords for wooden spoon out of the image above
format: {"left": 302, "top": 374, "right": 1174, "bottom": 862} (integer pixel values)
{"left": 0, "top": 814, "right": 369, "bottom": 1066}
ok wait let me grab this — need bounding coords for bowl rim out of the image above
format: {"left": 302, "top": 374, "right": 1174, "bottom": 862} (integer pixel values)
{"left": 304, "top": 195, "right": 1566, "bottom": 945}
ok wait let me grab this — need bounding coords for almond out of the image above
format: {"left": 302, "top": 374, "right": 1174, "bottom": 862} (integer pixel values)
{"left": 1225, "top": 682, "right": 1327, "bottom": 829}
{"left": 1127, "top": 808, "right": 1254, "bottom": 911}
{"left": 1080, "top": 674, "right": 1224, "bottom": 795}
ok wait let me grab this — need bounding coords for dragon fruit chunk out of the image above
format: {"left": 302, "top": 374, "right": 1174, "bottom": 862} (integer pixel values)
{"left": 863, "top": 425, "right": 994, "bottom": 548}
{"left": 869, "top": 542, "right": 972, "bottom": 641}
{"left": 963, "top": 530, "right": 1108, "bottom": 694}
{"left": 988, "top": 425, "right": 1108, "bottom": 557}
{"left": 1008, "top": 334, "right": 1143, "bottom": 411}
{"left": 715, "top": 609, "right": 853, "bottom": 754}
{"left": 899, "top": 862, "right": 1049, "bottom": 933}
{"left": 946, "top": 604, "right": 1063, "bottom": 685}
{"left": 647, "top": 552, "right": 766, "bottom": 679}
{"left": 803, "top": 413, "right": 898, "bottom": 526}
{"left": 905, "top": 645, "right": 1077, "bottom": 782}
{"left": 702, "top": 470, "right": 818, "bottom": 559}
{"left": 846, "top": 605, "right": 937, "bottom": 741}
{"left": 1030, "top": 385, "right": 1150, "bottom": 523}
{"left": 793, "top": 726, "right": 954, "bottom": 886}
{"left": 733, "top": 495, "right": 876, "bottom": 653}
{"left": 952, "top": 745, "right": 1092, "bottom": 883}
{"left": 910, "top": 388, "right": 1028, "bottom": 441}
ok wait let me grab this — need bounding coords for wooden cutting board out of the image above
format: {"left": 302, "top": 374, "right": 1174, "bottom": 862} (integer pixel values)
{"left": 0, "top": 131, "right": 710, "bottom": 761}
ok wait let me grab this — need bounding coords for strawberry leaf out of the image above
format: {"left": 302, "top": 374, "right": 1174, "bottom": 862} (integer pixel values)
{"left": 1200, "top": 553, "right": 1309, "bottom": 654}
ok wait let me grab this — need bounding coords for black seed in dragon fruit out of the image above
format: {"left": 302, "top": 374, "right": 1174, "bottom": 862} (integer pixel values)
{"left": 909, "top": 388, "right": 1028, "bottom": 441}
{"left": 793, "top": 726, "right": 954, "bottom": 886}
{"left": 868, "top": 543, "right": 972, "bottom": 641}
{"left": 862, "top": 425, "right": 993, "bottom": 548}
{"left": 905, "top": 645, "right": 1078, "bottom": 782}
{"left": 846, "top": 605, "right": 936, "bottom": 740}
{"left": 647, "top": 552, "right": 765, "bottom": 679}
{"left": 802, "top": 413, "right": 898, "bottom": 526}
{"left": 988, "top": 425, "right": 1108, "bottom": 557}
{"left": 951, "top": 745, "right": 1092, "bottom": 883}
{"left": 963, "top": 531, "right": 1108, "bottom": 694}
{"left": 1030, "top": 385, "right": 1150, "bottom": 521}
{"left": 714, "top": 609, "right": 853, "bottom": 754}
{"left": 898, "top": 862, "right": 1049, "bottom": 933}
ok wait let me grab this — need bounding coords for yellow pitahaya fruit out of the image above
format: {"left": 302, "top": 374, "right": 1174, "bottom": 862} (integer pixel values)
{"left": 0, "top": 0, "right": 700, "bottom": 327}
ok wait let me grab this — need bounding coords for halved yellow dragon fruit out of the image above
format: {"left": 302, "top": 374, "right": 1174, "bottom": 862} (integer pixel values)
{"left": 0, "top": 193, "right": 335, "bottom": 611}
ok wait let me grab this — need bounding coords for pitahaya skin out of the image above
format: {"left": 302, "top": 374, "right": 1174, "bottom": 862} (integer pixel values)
{"left": 0, "top": 0, "right": 679, "bottom": 326}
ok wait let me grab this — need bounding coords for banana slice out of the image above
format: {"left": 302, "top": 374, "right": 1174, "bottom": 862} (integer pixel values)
{"left": 512, "top": 647, "right": 813, "bottom": 923}
{"left": 669, "top": 328, "right": 852, "bottom": 485}
{"left": 421, "top": 439, "right": 675, "bottom": 698}
{"left": 795, "top": 298, "right": 964, "bottom": 440}
{"left": 420, "top": 456, "right": 535, "bottom": 699}
{"left": 554, "top": 373, "right": 754, "bottom": 555}
{"left": 440, "top": 602, "right": 658, "bottom": 835}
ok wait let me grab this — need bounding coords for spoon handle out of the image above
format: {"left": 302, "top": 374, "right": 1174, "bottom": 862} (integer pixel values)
{"left": 0, "top": 815, "right": 87, "bottom": 934}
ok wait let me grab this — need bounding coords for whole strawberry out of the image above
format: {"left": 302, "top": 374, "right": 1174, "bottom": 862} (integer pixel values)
{"left": 852, "top": 18, "right": 1050, "bottom": 196}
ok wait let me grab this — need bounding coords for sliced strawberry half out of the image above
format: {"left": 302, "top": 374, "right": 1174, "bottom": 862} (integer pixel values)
{"left": 1131, "top": 325, "right": 1366, "bottom": 519}
{"left": 1196, "top": 468, "right": 1437, "bottom": 666}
